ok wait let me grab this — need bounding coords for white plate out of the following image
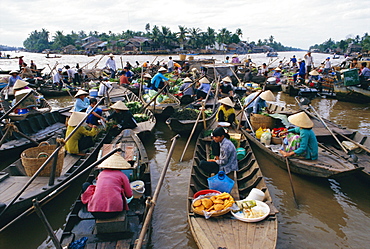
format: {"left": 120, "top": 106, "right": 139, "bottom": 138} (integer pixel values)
{"left": 231, "top": 200, "right": 270, "bottom": 222}
{"left": 218, "top": 122, "right": 231, "bottom": 127}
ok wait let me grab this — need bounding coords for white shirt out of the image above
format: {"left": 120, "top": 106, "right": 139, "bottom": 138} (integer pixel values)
{"left": 106, "top": 58, "right": 116, "bottom": 71}
{"left": 98, "top": 81, "right": 112, "bottom": 96}
{"left": 53, "top": 72, "right": 63, "bottom": 83}
{"left": 324, "top": 60, "right": 331, "bottom": 69}
{"left": 304, "top": 54, "right": 314, "bottom": 66}
{"left": 167, "top": 60, "right": 174, "bottom": 69}
{"left": 67, "top": 68, "right": 76, "bottom": 79}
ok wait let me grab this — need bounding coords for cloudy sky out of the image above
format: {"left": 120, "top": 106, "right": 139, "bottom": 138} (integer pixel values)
{"left": 1, "top": 0, "right": 369, "bottom": 49}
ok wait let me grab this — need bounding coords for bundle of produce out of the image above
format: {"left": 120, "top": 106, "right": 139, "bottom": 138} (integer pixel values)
{"left": 142, "top": 90, "right": 174, "bottom": 105}
{"left": 170, "top": 108, "right": 213, "bottom": 120}
{"left": 133, "top": 113, "right": 149, "bottom": 122}
{"left": 125, "top": 101, "right": 143, "bottom": 114}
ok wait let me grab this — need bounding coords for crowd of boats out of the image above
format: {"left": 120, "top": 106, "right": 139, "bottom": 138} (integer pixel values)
{"left": 0, "top": 54, "right": 369, "bottom": 248}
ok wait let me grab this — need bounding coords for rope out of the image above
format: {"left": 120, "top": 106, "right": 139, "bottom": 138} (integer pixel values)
{"left": 56, "top": 138, "right": 66, "bottom": 146}
{"left": 3, "top": 122, "right": 19, "bottom": 136}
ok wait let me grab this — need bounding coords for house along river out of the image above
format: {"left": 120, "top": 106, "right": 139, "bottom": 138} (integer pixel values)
{"left": 0, "top": 52, "right": 369, "bottom": 248}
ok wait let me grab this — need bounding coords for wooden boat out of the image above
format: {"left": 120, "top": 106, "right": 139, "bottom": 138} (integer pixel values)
{"left": 188, "top": 123, "right": 278, "bottom": 248}
{"left": 165, "top": 103, "right": 219, "bottom": 135}
{"left": 45, "top": 55, "right": 62, "bottom": 58}
{"left": 60, "top": 129, "right": 151, "bottom": 248}
{"left": 108, "top": 85, "right": 156, "bottom": 134}
{"left": 266, "top": 52, "right": 278, "bottom": 57}
{"left": 333, "top": 84, "right": 370, "bottom": 103}
{"left": 143, "top": 92, "right": 181, "bottom": 118}
{"left": 0, "top": 125, "right": 111, "bottom": 230}
{"left": 241, "top": 103, "right": 362, "bottom": 178}
{"left": 37, "top": 87, "right": 78, "bottom": 97}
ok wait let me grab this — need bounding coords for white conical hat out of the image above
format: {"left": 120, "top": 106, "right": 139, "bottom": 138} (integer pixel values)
{"left": 158, "top": 67, "right": 167, "bottom": 72}
{"left": 74, "top": 89, "right": 89, "bottom": 98}
{"left": 218, "top": 97, "right": 235, "bottom": 107}
{"left": 97, "top": 153, "right": 131, "bottom": 169}
{"left": 199, "top": 77, "right": 210, "bottom": 84}
{"left": 274, "top": 67, "right": 281, "bottom": 71}
{"left": 13, "top": 79, "right": 29, "bottom": 90}
{"left": 260, "top": 90, "right": 275, "bottom": 101}
{"left": 68, "top": 112, "right": 87, "bottom": 126}
{"left": 9, "top": 70, "right": 19, "bottom": 75}
{"left": 111, "top": 101, "right": 129, "bottom": 110}
{"left": 222, "top": 76, "right": 232, "bottom": 83}
{"left": 309, "top": 70, "right": 319, "bottom": 76}
{"left": 144, "top": 73, "right": 152, "bottom": 78}
{"left": 108, "top": 53, "right": 114, "bottom": 57}
{"left": 288, "top": 112, "right": 314, "bottom": 128}
{"left": 183, "top": 77, "right": 192, "bottom": 83}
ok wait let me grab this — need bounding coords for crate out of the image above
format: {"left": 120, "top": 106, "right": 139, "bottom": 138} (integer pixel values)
{"left": 229, "top": 132, "right": 242, "bottom": 147}
{"left": 342, "top": 69, "right": 360, "bottom": 86}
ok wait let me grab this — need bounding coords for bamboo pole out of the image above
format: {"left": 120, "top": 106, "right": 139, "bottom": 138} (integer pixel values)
{"left": 285, "top": 157, "right": 299, "bottom": 208}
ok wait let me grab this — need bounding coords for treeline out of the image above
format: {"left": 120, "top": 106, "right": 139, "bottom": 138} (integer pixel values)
{"left": 309, "top": 33, "right": 370, "bottom": 53}
{"left": 23, "top": 24, "right": 300, "bottom": 52}
{"left": 0, "top": 45, "right": 22, "bottom": 51}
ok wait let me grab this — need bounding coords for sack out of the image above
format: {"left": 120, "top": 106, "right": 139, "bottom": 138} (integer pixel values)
{"left": 255, "top": 127, "right": 264, "bottom": 139}
{"left": 207, "top": 171, "right": 234, "bottom": 193}
{"left": 260, "top": 129, "right": 272, "bottom": 145}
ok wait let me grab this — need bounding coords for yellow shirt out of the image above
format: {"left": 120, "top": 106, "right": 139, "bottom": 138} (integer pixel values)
{"left": 65, "top": 126, "right": 99, "bottom": 154}
{"left": 216, "top": 105, "right": 239, "bottom": 125}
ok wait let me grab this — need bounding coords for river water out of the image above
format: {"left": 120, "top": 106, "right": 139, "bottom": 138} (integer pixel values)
{"left": 0, "top": 52, "right": 369, "bottom": 249}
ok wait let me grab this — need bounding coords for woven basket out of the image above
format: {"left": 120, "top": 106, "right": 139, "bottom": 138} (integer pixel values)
{"left": 192, "top": 195, "right": 231, "bottom": 217}
{"left": 250, "top": 113, "right": 275, "bottom": 131}
{"left": 21, "top": 142, "right": 65, "bottom": 177}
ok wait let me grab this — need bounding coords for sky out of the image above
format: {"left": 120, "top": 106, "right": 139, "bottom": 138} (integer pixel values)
{"left": 0, "top": 0, "right": 369, "bottom": 49}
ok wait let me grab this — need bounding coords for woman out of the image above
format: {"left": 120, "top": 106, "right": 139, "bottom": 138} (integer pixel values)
{"left": 73, "top": 90, "right": 90, "bottom": 112}
{"left": 216, "top": 97, "right": 238, "bottom": 126}
{"left": 107, "top": 101, "right": 137, "bottom": 130}
{"left": 196, "top": 77, "right": 211, "bottom": 100}
{"left": 280, "top": 111, "right": 318, "bottom": 160}
{"left": 81, "top": 153, "right": 133, "bottom": 219}
{"left": 219, "top": 76, "right": 234, "bottom": 97}
{"left": 65, "top": 112, "right": 99, "bottom": 156}
{"left": 6, "top": 70, "right": 22, "bottom": 98}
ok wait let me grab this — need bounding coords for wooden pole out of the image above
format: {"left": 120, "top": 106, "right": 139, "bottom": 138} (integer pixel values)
{"left": 93, "top": 55, "right": 104, "bottom": 69}
{"left": 285, "top": 157, "right": 299, "bottom": 208}
{"left": 80, "top": 59, "right": 96, "bottom": 70}
{"left": 0, "top": 90, "right": 34, "bottom": 121}
{"left": 139, "top": 66, "right": 144, "bottom": 99}
{"left": 229, "top": 66, "right": 242, "bottom": 85}
{"left": 334, "top": 131, "right": 370, "bottom": 154}
{"left": 135, "top": 134, "right": 180, "bottom": 249}
{"left": 120, "top": 57, "right": 124, "bottom": 69}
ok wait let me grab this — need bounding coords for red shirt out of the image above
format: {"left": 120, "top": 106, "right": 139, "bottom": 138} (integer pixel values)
{"left": 120, "top": 75, "right": 129, "bottom": 85}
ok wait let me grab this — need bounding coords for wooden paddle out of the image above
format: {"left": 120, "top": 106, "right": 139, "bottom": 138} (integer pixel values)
{"left": 285, "top": 157, "right": 299, "bottom": 208}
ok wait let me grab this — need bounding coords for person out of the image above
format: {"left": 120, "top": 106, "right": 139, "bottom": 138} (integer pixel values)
{"left": 75, "top": 69, "right": 86, "bottom": 86}
{"left": 65, "top": 112, "right": 99, "bottom": 156}
{"left": 107, "top": 101, "right": 137, "bottom": 130}
{"left": 323, "top": 57, "right": 332, "bottom": 74}
{"left": 53, "top": 68, "right": 64, "bottom": 90}
{"left": 142, "top": 73, "right": 152, "bottom": 89}
{"left": 244, "top": 90, "right": 275, "bottom": 118}
{"left": 98, "top": 77, "right": 112, "bottom": 97}
{"left": 30, "top": 60, "right": 39, "bottom": 76}
{"left": 7, "top": 70, "right": 22, "bottom": 96}
{"left": 20, "top": 63, "right": 34, "bottom": 79}
{"left": 125, "top": 61, "right": 132, "bottom": 70}
{"left": 219, "top": 76, "right": 234, "bottom": 97}
{"left": 123, "top": 67, "right": 134, "bottom": 82}
{"left": 224, "top": 56, "right": 230, "bottom": 63}
{"left": 199, "top": 127, "right": 238, "bottom": 175}
{"left": 167, "top": 56, "right": 174, "bottom": 73}
{"left": 279, "top": 111, "right": 318, "bottom": 160}
{"left": 272, "top": 67, "right": 282, "bottom": 83}
{"left": 151, "top": 67, "right": 170, "bottom": 92}
{"left": 257, "top": 63, "right": 268, "bottom": 77}
{"left": 86, "top": 98, "right": 107, "bottom": 126}
{"left": 304, "top": 52, "right": 314, "bottom": 78}
{"left": 196, "top": 77, "right": 211, "bottom": 100}
{"left": 142, "top": 61, "right": 149, "bottom": 68}
{"left": 231, "top": 54, "right": 240, "bottom": 63}
{"left": 105, "top": 53, "right": 117, "bottom": 79}
{"left": 81, "top": 153, "right": 133, "bottom": 219}
{"left": 120, "top": 71, "right": 130, "bottom": 85}
{"left": 18, "top": 56, "right": 24, "bottom": 70}
{"left": 359, "top": 62, "right": 370, "bottom": 89}
{"left": 65, "top": 65, "right": 76, "bottom": 84}
{"left": 350, "top": 58, "right": 359, "bottom": 69}
{"left": 179, "top": 77, "right": 195, "bottom": 97}
{"left": 278, "top": 60, "right": 284, "bottom": 69}
{"left": 73, "top": 90, "right": 90, "bottom": 112}
{"left": 293, "top": 59, "right": 306, "bottom": 83}
{"left": 290, "top": 55, "right": 297, "bottom": 68}
{"left": 216, "top": 97, "right": 238, "bottom": 126}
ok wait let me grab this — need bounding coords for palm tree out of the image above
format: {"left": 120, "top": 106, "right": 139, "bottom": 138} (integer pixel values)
{"left": 177, "top": 25, "right": 188, "bottom": 50}
{"left": 188, "top": 27, "right": 201, "bottom": 48}
{"left": 217, "top": 28, "right": 231, "bottom": 45}
{"left": 269, "top": 35, "right": 274, "bottom": 44}
{"left": 145, "top": 23, "right": 150, "bottom": 33}
{"left": 236, "top": 28, "right": 243, "bottom": 38}
{"left": 202, "top": 27, "right": 216, "bottom": 48}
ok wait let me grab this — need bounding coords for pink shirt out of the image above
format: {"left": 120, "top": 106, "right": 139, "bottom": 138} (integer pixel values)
{"left": 82, "top": 169, "right": 133, "bottom": 212}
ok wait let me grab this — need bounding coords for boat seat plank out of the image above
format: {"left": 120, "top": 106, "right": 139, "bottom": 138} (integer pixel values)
{"left": 313, "top": 127, "right": 352, "bottom": 137}
{"left": 192, "top": 217, "right": 222, "bottom": 248}
{"left": 61, "top": 154, "right": 81, "bottom": 176}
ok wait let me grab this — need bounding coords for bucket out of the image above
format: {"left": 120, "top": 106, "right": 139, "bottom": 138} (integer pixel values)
{"left": 236, "top": 148, "right": 246, "bottom": 160}
{"left": 246, "top": 188, "right": 265, "bottom": 201}
{"left": 130, "top": 180, "right": 145, "bottom": 198}
{"left": 89, "top": 89, "right": 98, "bottom": 97}
{"left": 250, "top": 113, "right": 275, "bottom": 131}
{"left": 179, "top": 54, "right": 186, "bottom": 61}
{"left": 188, "top": 56, "right": 194, "bottom": 61}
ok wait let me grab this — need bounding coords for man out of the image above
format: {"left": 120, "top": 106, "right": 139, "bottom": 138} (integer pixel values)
{"left": 167, "top": 56, "right": 174, "bottom": 73}
{"left": 123, "top": 67, "right": 134, "bottom": 82}
{"left": 30, "top": 60, "right": 39, "bottom": 76}
{"left": 119, "top": 71, "right": 130, "bottom": 85}
{"left": 65, "top": 65, "right": 77, "bottom": 84}
{"left": 151, "top": 67, "right": 170, "bottom": 92}
{"left": 304, "top": 52, "right": 314, "bottom": 78}
{"left": 86, "top": 98, "right": 107, "bottom": 126}
{"left": 293, "top": 59, "right": 306, "bottom": 83}
{"left": 105, "top": 53, "right": 116, "bottom": 79}
{"left": 199, "top": 127, "right": 238, "bottom": 175}
{"left": 323, "top": 57, "right": 332, "bottom": 74}
{"left": 53, "top": 68, "right": 64, "bottom": 90}
{"left": 290, "top": 55, "right": 297, "bottom": 68}
{"left": 244, "top": 90, "right": 275, "bottom": 118}
{"left": 18, "top": 56, "right": 24, "bottom": 70}
{"left": 20, "top": 63, "right": 34, "bottom": 79}
{"left": 219, "top": 76, "right": 234, "bottom": 97}
{"left": 359, "top": 62, "right": 370, "bottom": 89}
{"left": 257, "top": 63, "right": 268, "bottom": 77}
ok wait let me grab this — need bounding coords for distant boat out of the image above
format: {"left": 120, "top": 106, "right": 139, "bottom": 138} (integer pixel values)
{"left": 45, "top": 55, "right": 62, "bottom": 58}
{"left": 266, "top": 52, "right": 278, "bottom": 57}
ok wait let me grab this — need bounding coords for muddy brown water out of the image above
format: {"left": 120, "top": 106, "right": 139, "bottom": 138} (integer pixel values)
{"left": 1, "top": 52, "right": 370, "bottom": 248}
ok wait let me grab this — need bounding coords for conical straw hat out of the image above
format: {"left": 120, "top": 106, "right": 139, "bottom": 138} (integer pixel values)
{"left": 199, "top": 77, "right": 210, "bottom": 84}
{"left": 144, "top": 73, "right": 152, "bottom": 78}
{"left": 183, "top": 77, "right": 192, "bottom": 83}
{"left": 98, "top": 153, "right": 131, "bottom": 169}
{"left": 218, "top": 97, "right": 235, "bottom": 107}
{"left": 111, "top": 101, "right": 129, "bottom": 110}
{"left": 288, "top": 112, "right": 314, "bottom": 128}
{"left": 309, "top": 70, "right": 319, "bottom": 76}
{"left": 158, "top": 67, "right": 167, "bottom": 72}
{"left": 260, "top": 90, "right": 275, "bottom": 101}
{"left": 274, "top": 67, "right": 281, "bottom": 71}
{"left": 74, "top": 89, "right": 89, "bottom": 98}
{"left": 13, "top": 79, "right": 29, "bottom": 90}
{"left": 68, "top": 112, "right": 87, "bottom": 126}
{"left": 108, "top": 53, "right": 114, "bottom": 57}
{"left": 222, "top": 76, "right": 232, "bottom": 83}
{"left": 9, "top": 70, "right": 19, "bottom": 75}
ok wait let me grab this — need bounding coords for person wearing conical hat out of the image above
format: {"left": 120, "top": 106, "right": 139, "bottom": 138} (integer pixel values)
{"left": 13, "top": 79, "right": 30, "bottom": 93}
{"left": 279, "top": 111, "right": 318, "bottom": 160}
{"left": 81, "top": 153, "right": 133, "bottom": 219}
{"left": 179, "top": 77, "right": 195, "bottom": 97}
{"left": 231, "top": 54, "right": 240, "bottom": 64}
{"left": 7, "top": 70, "right": 22, "bottom": 95}
{"left": 244, "top": 90, "right": 275, "bottom": 119}
{"left": 217, "top": 97, "right": 239, "bottom": 126}
{"left": 272, "top": 67, "right": 282, "bottom": 83}
{"left": 107, "top": 101, "right": 137, "bottom": 131}
{"left": 219, "top": 76, "right": 234, "bottom": 98}
{"left": 65, "top": 112, "right": 99, "bottom": 155}
{"left": 150, "top": 66, "right": 171, "bottom": 93}
{"left": 196, "top": 77, "right": 211, "bottom": 101}
{"left": 142, "top": 73, "right": 152, "bottom": 89}
{"left": 73, "top": 90, "right": 90, "bottom": 112}
{"left": 105, "top": 53, "right": 117, "bottom": 79}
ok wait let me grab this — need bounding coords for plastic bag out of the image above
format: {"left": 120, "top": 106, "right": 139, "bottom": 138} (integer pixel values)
{"left": 207, "top": 171, "right": 234, "bottom": 193}
{"left": 255, "top": 127, "right": 264, "bottom": 139}
{"left": 260, "top": 129, "right": 272, "bottom": 145}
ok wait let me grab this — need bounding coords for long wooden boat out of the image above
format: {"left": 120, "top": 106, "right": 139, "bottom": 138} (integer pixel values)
{"left": 108, "top": 85, "right": 156, "bottom": 134}
{"left": 241, "top": 103, "right": 362, "bottom": 178}
{"left": 0, "top": 125, "right": 111, "bottom": 230}
{"left": 60, "top": 129, "right": 151, "bottom": 248}
{"left": 37, "top": 86, "right": 78, "bottom": 97}
{"left": 188, "top": 123, "right": 278, "bottom": 248}
{"left": 143, "top": 92, "right": 181, "bottom": 118}
{"left": 165, "top": 103, "right": 219, "bottom": 135}
{"left": 334, "top": 84, "right": 370, "bottom": 103}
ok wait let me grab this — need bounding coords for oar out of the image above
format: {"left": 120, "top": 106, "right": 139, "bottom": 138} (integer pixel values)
{"left": 0, "top": 97, "right": 105, "bottom": 217}
{"left": 229, "top": 66, "right": 242, "bottom": 85}
{"left": 138, "top": 67, "right": 144, "bottom": 99}
{"left": 179, "top": 85, "right": 212, "bottom": 162}
{"left": 93, "top": 55, "right": 104, "bottom": 69}
{"left": 285, "top": 157, "right": 299, "bottom": 208}
{"left": 134, "top": 134, "right": 180, "bottom": 249}
{"left": 334, "top": 131, "right": 370, "bottom": 154}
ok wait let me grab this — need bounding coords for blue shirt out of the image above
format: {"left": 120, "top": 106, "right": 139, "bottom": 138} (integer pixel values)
{"left": 216, "top": 138, "right": 238, "bottom": 174}
{"left": 86, "top": 105, "right": 102, "bottom": 125}
{"left": 151, "top": 73, "right": 169, "bottom": 89}
{"left": 8, "top": 75, "right": 22, "bottom": 87}
{"left": 244, "top": 92, "right": 267, "bottom": 114}
{"left": 73, "top": 97, "right": 90, "bottom": 112}
{"left": 290, "top": 57, "right": 297, "bottom": 63}
{"left": 299, "top": 62, "right": 306, "bottom": 75}
{"left": 198, "top": 83, "right": 211, "bottom": 93}
{"left": 180, "top": 82, "right": 194, "bottom": 95}
{"left": 288, "top": 127, "right": 318, "bottom": 160}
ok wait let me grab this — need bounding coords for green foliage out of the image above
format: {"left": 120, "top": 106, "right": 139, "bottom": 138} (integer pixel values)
{"left": 309, "top": 33, "right": 370, "bottom": 53}
{"left": 23, "top": 29, "right": 50, "bottom": 52}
